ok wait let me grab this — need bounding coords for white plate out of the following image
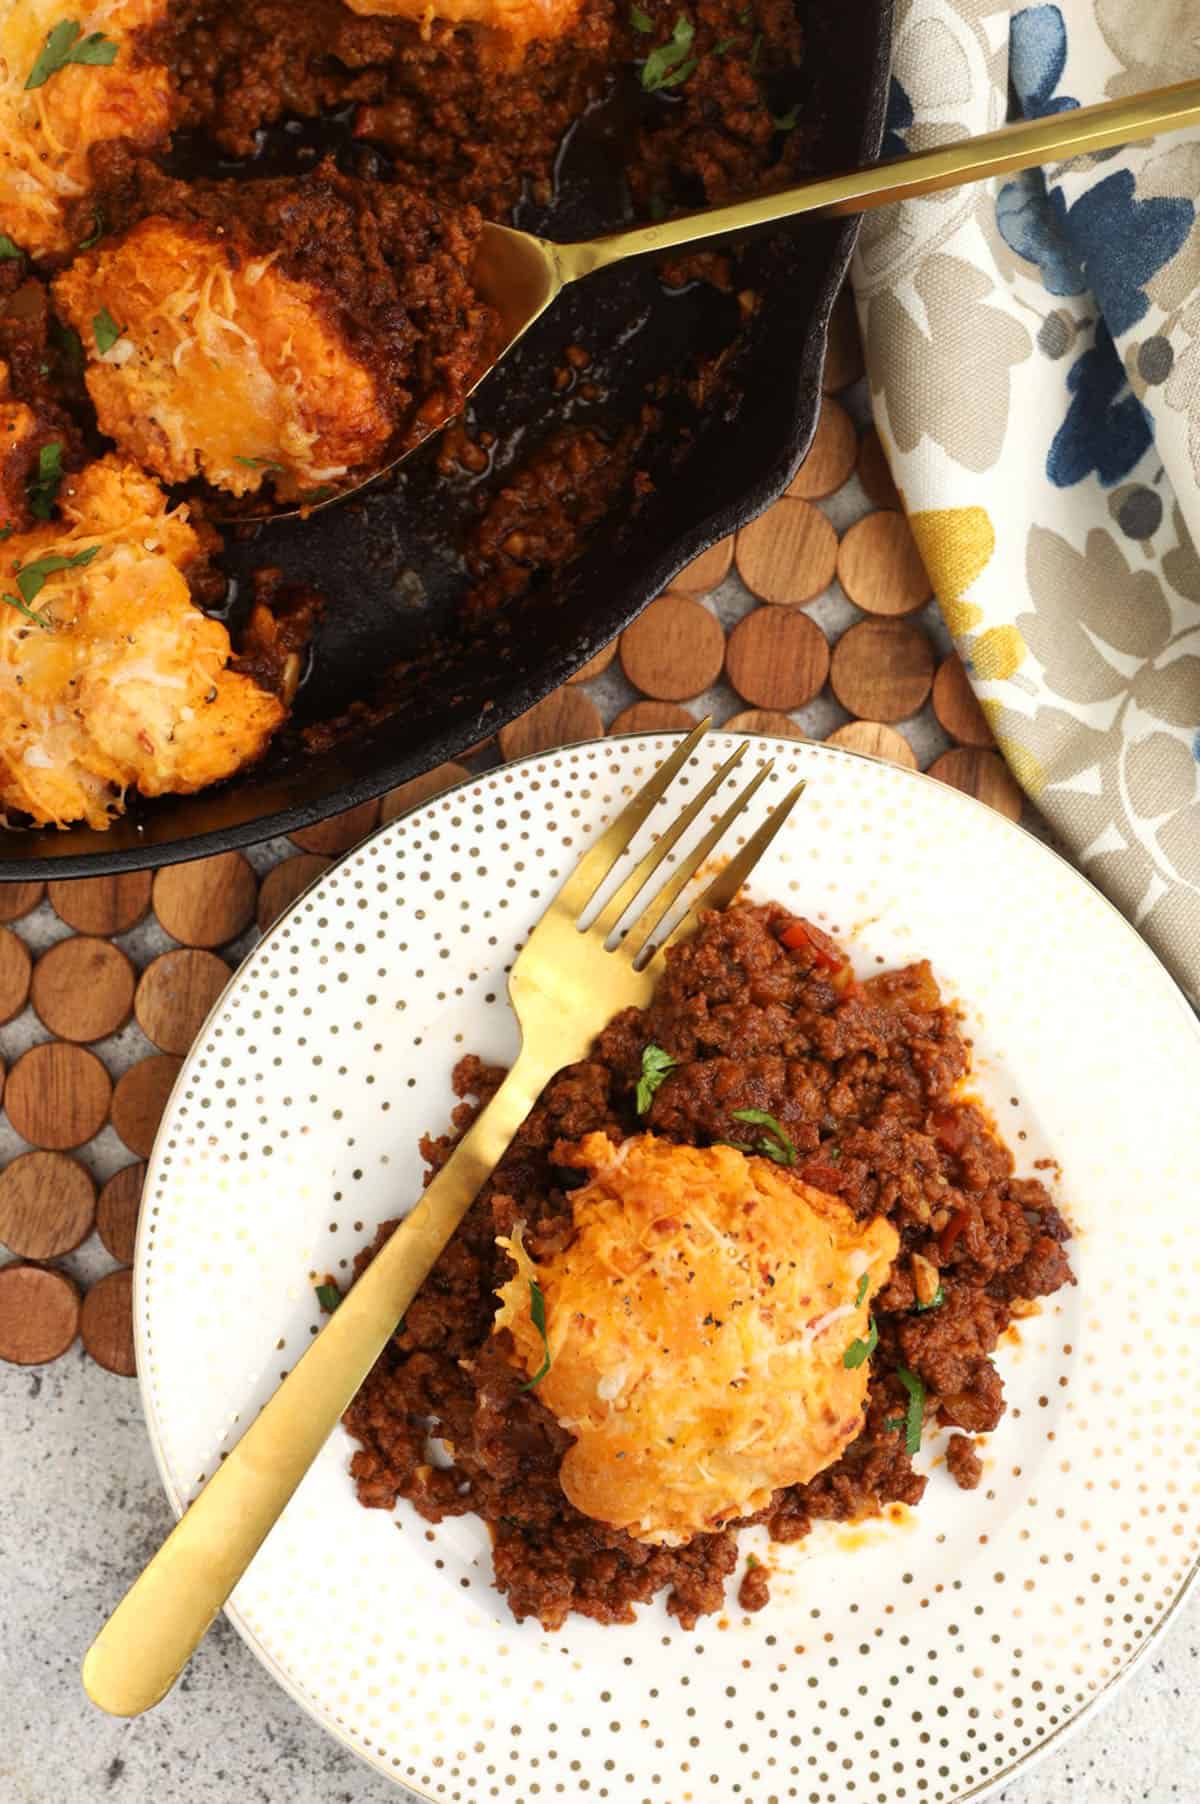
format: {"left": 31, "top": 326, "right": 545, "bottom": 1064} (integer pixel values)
{"left": 135, "top": 734, "right": 1200, "bottom": 1804}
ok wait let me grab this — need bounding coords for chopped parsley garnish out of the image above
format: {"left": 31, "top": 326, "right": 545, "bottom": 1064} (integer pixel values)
{"left": 27, "top": 442, "right": 64, "bottom": 521}
{"left": 636, "top": 1043, "right": 677, "bottom": 1114}
{"left": 92, "top": 307, "right": 123, "bottom": 356}
{"left": 0, "top": 525, "right": 13, "bottom": 543}
{"left": 641, "top": 16, "right": 696, "bottom": 90}
{"left": 79, "top": 212, "right": 105, "bottom": 251}
{"left": 4, "top": 545, "right": 100, "bottom": 630}
{"left": 842, "top": 1315, "right": 878, "bottom": 1369}
{"left": 854, "top": 1271, "right": 869, "bottom": 1307}
{"left": 772, "top": 104, "right": 801, "bottom": 132}
{"left": 914, "top": 1283, "right": 945, "bottom": 1314}
{"left": 895, "top": 1365, "right": 925, "bottom": 1454}
{"left": 745, "top": 1552, "right": 760, "bottom": 1568}
{"left": 314, "top": 1281, "right": 342, "bottom": 1313}
{"left": 749, "top": 31, "right": 762, "bottom": 67}
{"left": 631, "top": 3, "right": 654, "bottom": 28}
{"left": 0, "top": 236, "right": 23, "bottom": 262}
{"left": 712, "top": 35, "right": 736, "bottom": 53}
{"left": 235, "top": 455, "right": 286, "bottom": 471}
{"left": 26, "top": 20, "right": 118, "bottom": 89}
{"left": 730, "top": 1108, "right": 796, "bottom": 1166}
{"left": 518, "top": 1278, "right": 552, "bottom": 1391}
{"left": 50, "top": 320, "right": 85, "bottom": 382}
{"left": 884, "top": 1415, "right": 904, "bottom": 1433}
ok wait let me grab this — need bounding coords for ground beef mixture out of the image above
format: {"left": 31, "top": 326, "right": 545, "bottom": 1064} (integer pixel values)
{"left": 342, "top": 904, "right": 1074, "bottom": 1630}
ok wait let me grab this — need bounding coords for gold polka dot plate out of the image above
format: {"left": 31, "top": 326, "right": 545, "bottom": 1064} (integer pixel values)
{"left": 134, "top": 734, "right": 1200, "bottom": 1804}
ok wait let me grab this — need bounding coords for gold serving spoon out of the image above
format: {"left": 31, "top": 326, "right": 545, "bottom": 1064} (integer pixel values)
{"left": 259, "top": 77, "right": 1200, "bottom": 521}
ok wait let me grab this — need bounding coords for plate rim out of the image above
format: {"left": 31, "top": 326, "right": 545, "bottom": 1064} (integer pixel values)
{"left": 131, "top": 730, "right": 1200, "bottom": 1803}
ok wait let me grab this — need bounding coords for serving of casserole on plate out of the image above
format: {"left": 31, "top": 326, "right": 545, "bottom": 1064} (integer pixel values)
{"left": 134, "top": 732, "right": 1200, "bottom": 1803}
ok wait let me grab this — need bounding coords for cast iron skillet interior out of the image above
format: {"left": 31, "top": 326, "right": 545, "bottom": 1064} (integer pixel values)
{"left": 3, "top": 0, "right": 893, "bottom": 876}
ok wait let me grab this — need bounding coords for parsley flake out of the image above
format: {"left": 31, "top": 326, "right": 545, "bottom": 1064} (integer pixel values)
{"left": 79, "top": 212, "right": 105, "bottom": 250}
{"left": 0, "top": 525, "right": 13, "bottom": 543}
{"left": 636, "top": 1043, "right": 677, "bottom": 1114}
{"left": 854, "top": 1271, "right": 869, "bottom": 1307}
{"left": 27, "top": 442, "right": 64, "bottom": 521}
{"left": 26, "top": 20, "right": 118, "bottom": 89}
{"left": 0, "top": 236, "right": 23, "bottom": 262}
{"left": 712, "top": 35, "right": 736, "bottom": 53}
{"left": 641, "top": 16, "right": 696, "bottom": 90}
{"left": 730, "top": 1108, "right": 796, "bottom": 1166}
{"left": 314, "top": 1281, "right": 342, "bottom": 1313}
{"left": 772, "top": 103, "right": 801, "bottom": 132}
{"left": 92, "top": 307, "right": 123, "bottom": 356}
{"left": 842, "top": 1315, "right": 878, "bottom": 1369}
{"left": 883, "top": 1416, "right": 904, "bottom": 1433}
{"left": 914, "top": 1282, "right": 945, "bottom": 1314}
{"left": 895, "top": 1365, "right": 925, "bottom": 1454}
{"left": 235, "top": 455, "right": 286, "bottom": 472}
{"left": 7, "top": 546, "right": 100, "bottom": 629}
{"left": 631, "top": 3, "right": 653, "bottom": 28}
{"left": 518, "top": 1278, "right": 552, "bottom": 1391}
{"left": 50, "top": 320, "right": 85, "bottom": 381}
{"left": 749, "top": 30, "right": 762, "bottom": 66}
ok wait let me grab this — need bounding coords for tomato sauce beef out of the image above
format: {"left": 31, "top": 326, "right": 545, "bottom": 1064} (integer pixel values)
{"left": 343, "top": 904, "right": 1074, "bottom": 1630}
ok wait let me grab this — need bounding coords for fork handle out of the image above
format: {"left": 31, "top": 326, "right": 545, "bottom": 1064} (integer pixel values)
{"left": 82, "top": 1045, "right": 550, "bottom": 1718}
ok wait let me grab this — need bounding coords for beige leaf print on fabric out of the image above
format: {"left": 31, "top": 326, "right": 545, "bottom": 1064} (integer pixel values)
{"left": 1019, "top": 526, "right": 1172, "bottom": 703}
{"left": 1095, "top": 0, "right": 1200, "bottom": 98}
{"left": 867, "top": 256, "right": 1032, "bottom": 472}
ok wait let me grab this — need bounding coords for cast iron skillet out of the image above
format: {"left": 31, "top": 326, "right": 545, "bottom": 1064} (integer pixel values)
{"left": 2, "top": 0, "right": 893, "bottom": 877}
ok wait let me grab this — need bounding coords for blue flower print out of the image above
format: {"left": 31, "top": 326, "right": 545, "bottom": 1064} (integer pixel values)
{"left": 996, "top": 169, "right": 1086, "bottom": 296}
{"left": 880, "top": 77, "right": 913, "bottom": 161}
{"left": 1064, "top": 170, "right": 1193, "bottom": 336}
{"left": 1048, "top": 320, "right": 1152, "bottom": 488}
{"left": 1011, "top": 5, "right": 1079, "bottom": 117}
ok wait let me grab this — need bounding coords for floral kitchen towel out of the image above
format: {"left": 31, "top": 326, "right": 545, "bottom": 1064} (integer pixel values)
{"left": 852, "top": 0, "right": 1200, "bottom": 999}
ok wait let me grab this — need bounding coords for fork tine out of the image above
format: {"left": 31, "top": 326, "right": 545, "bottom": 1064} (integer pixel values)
{"left": 639, "top": 777, "right": 807, "bottom": 965}
{"left": 591, "top": 742, "right": 749, "bottom": 938}
{"left": 554, "top": 718, "right": 712, "bottom": 919}
{"left": 621, "top": 759, "right": 776, "bottom": 963}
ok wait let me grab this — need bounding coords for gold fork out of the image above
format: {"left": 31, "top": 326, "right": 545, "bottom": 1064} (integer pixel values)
{"left": 82, "top": 721, "right": 805, "bottom": 1716}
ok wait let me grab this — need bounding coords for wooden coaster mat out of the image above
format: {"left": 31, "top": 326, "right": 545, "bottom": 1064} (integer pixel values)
{"left": 0, "top": 295, "right": 1021, "bottom": 1376}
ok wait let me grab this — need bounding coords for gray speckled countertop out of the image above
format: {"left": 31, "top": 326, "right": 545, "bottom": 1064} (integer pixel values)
{"left": 0, "top": 1350, "right": 1196, "bottom": 1804}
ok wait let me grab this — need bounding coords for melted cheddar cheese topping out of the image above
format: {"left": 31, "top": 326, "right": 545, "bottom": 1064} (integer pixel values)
{"left": 0, "top": 1, "right": 170, "bottom": 259}
{"left": 0, "top": 455, "right": 284, "bottom": 828}
{"left": 342, "top": 0, "right": 583, "bottom": 60}
{"left": 53, "top": 218, "right": 394, "bottom": 499}
{"left": 494, "top": 1132, "right": 899, "bottom": 1546}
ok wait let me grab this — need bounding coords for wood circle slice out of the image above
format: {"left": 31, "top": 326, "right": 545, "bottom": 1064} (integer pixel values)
{"left": 0, "top": 926, "right": 31, "bottom": 1025}
{"left": 135, "top": 949, "right": 231, "bottom": 1056}
{"left": 825, "top": 720, "right": 918, "bottom": 769}
{"left": 48, "top": 872, "right": 151, "bottom": 936}
{"left": 667, "top": 535, "right": 734, "bottom": 597}
{"left": 96, "top": 1163, "right": 145, "bottom": 1266}
{"left": 829, "top": 619, "right": 935, "bottom": 722}
{"left": 787, "top": 399, "right": 857, "bottom": 500}
{"left": 927, "top": 747, "right": 1024, "bottom": 822}
{"left": 256, "top": 854, "right": 333, "bottom": 934}
{"left": 723, "top": 709, "right": 808, "bottom": 740}
{"left": 821, "top": 290, "right": 866, "bottom": 394}
{"left": 932, "top": 654, "right": 995, "bottom": 748}
{"left": 80, "top": 1268, "right": 136, "bottom": 1377}
{"left": 110, "top": 1055, "right": 183, "bottom": 1160}
{"left": 0, "top": 880, "right": 45, "bottom": 923}
{"left": 856, "top": 426, "right": 901, "bottom": 511}
{"left": 152, "top": 852, "right": 258, "bottom": 949}
{"left": 735, "top": 497, "right": 838, "bottom": 606}
{"left": 837, "top": 510, "right": 932, "bottom": 618}
{"left": 30, "top": 936, "right": 134, "bottom": 1042}
{"left": 725, "top": 609, "right": 830, "bottom": 711}
{"left": 609, "top": 701, "right": 697, "bottom": 736}
{"left": 0, "top": 1262, "right": 80, "bottom": 1365}
{"left": 566, "top": 640, "right": 619, "bottom": 684}
{"left": 0, "top": 1151, "right": 96, "bottom": 1259}
{"left": 5, "top": 1043, "right": 111, "bottom": 1150}
{"left": 618, "top": 594, "right": 725, "bottom": 701}
{"left": 381, "top": 762, "right": 472, "bottom": 825}
{"left": 289, "top": 797, "right": 382, "bottom": 857}
{"left": 498, "top": 687, "right": 604, "bottom": 761}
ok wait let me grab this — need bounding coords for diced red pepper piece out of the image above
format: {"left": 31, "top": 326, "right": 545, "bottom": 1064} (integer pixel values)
{"left": 779, "top": 917, "right": 845, "bottom": 970}
{"left": 939, "top": 1207, "right": 971, "bottom": 1260}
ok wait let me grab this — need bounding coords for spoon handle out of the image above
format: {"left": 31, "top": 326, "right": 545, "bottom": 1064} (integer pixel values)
{"left": 558, "top": 78, "right": 1200, "bottom": 280}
